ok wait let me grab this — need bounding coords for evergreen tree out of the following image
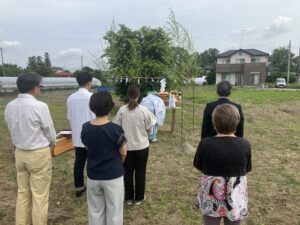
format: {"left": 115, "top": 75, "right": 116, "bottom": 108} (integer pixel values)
{"left": 44, "top": 52, "right": 52, "bottom": 68}
{"left": 206, "top": 69, "right": 216, "bottom": 85}
{"left": 36, "top": 56, "right": 44, "bottom": 67}
{"left": 27, "top": 56, "right": 37, "bottom": 71}
{"left": 26, "top": 55, "right": 53, "bottom": 76}
{"left": 200, "top": 48, "right": 219, "bottom": 69}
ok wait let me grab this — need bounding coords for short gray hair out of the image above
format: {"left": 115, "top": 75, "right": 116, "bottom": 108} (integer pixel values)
{"left": 17, "top": 72, "right": 42, "bottom": 93}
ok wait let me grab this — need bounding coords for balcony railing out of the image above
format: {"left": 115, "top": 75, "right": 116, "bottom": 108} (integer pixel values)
{"left": 216, "top": 63, "right": 244, "bottom": 73}
{"left": 216, "top": 62, "right": 267, "bottom": 73}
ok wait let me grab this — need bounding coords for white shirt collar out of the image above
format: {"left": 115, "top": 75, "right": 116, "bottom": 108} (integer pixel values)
{"left": 17, "top": 93, "right": 36, "bottom": 99}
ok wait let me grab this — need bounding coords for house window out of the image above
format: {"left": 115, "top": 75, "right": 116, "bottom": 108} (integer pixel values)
{"left": 221, "top": 73, "right": 231, "bottom": 82}
{"left": 222, "top": 59, "right": 230, "bottom": 64}
{"left": 236, "top": 58, "right": 245, "bottom": 64}
{"left": 251, "top": 58, "right": 260, "bottom": 63}
{"left": 249, "top": 72, "right": 260, "bottom": 85}
{"left": 239, "top": 52, "right": 243, "bottom": 56}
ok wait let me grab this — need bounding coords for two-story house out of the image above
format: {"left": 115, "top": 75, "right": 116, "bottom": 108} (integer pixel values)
{"left": 216, "top": 49, "right": 269, "bottom": 85}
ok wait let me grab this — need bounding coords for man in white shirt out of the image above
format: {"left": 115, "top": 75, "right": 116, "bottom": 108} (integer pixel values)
{"left": 67, "top": 71, "right": 95, "bottom": 197}
{"left": 4, "top": 72, "right": 56, "bottom": 225}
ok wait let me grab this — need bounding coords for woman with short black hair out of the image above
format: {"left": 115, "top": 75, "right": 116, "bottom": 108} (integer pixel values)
{"left": 81, "top": 91, "right": 127, "bottom": 225}
{"left": 194, "top": 104, "right": 252, "bottom": 225}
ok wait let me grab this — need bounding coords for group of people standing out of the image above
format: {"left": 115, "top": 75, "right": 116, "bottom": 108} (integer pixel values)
{"left": 4, "top": 71, "right": 252, "bottom": 225}
{"left": 4, "top": 71, "right": 157, "bottom": 225}
{"left": 66, "top": 72, "right": 157, "bottom": 224}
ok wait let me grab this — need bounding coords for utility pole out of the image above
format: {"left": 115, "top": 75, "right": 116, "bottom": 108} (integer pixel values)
{"left": 80, "top": 56, "right": 83, "bottom": 69}
{"left": 287, "top": 40, "right": 291, "bottom": 84}
{"left": 0, "top": 47, "right": 6, "bottom": 77}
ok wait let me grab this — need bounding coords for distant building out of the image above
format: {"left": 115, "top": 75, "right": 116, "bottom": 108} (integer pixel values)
{"left": 216, "top": 49, "right": 269, "bottom": 85}
{"left": 55, "top": 70, "right": 73, "bottom": 77}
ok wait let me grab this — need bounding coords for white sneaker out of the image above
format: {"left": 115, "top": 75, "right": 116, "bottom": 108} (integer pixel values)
{"left": 126, "top": 200, "right": 133, "bottom": 205}
{"left": 135, "top": 196, "right": 146, "bottom": 205}
{"left": 150, "top": 139, "right": 157, "bottom": 143}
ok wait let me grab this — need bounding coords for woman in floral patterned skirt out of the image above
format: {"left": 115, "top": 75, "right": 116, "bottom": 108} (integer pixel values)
{"left": 194, "top": 104, "right": 252, "bottom": 225}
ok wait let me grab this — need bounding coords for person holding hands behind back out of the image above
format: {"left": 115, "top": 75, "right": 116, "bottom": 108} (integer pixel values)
{"left": 114, "top": 85, "right": 157, "bottom": 206}
{"left": 194, "top": 104, "right": 252, "bottom": 225}
{"left": 81, "top": 91, "right": 127, "bottom": 225}
{"left": 201, "top": 81, "right": 244, "bottom": 139}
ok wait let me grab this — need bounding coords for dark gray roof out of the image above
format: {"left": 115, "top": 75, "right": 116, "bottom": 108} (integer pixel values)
{"left": 217, "top": 49, "right": 269, "bottom": 58}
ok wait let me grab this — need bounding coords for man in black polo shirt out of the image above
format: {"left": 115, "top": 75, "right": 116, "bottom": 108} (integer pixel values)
{"left": 201, "top": 81, "right": 244, "bottom": 139}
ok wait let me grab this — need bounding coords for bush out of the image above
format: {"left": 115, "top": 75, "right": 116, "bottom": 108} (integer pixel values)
{"left": 266, "top": 71, "right": 296, "bottom": 83}
{"left": 206, "top": 69, "right": 216, "bottom": 85}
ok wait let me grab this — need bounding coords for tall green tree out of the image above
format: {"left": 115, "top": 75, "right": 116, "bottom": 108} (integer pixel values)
{"left": 270, "top": 47, "right": 296, "bottom": 72}
{"left": 26, "top": 53, "right": 53, "bottom": 76}
{"left": 104, "top": 24, "right": 139, "bottom": 77}
{"left": 44, "top": 52, "right": 52, "bottom": 68}
{"left": 36, "top": 56, "right": 44, "bottom": 67}
{"left": 103, "top": 24, "right": 173, "bottom": 98}
{"left": 200, "top": 48, "right": 219, "bottom": 69}
{"left": 137, "top": 26, "right": 172, "bottom": 77}
{"left": 198, "top": 48, "right": 219, "bottom": 83}
{"left": 27, "top": 56, "right": 37, "bottom": 71}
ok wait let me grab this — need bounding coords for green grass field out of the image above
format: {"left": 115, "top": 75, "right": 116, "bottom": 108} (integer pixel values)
{"left": 0, "top": 86, "right": 300, "bottom": 225}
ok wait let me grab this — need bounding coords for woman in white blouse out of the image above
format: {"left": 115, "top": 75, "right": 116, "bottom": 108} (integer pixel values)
{"left": 114, "top": 85, "right": 157, "bottom": 205}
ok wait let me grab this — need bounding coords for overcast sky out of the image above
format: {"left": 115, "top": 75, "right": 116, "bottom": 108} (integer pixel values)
{"left": 1, "top": 0, "right": 300, "bottom": 71}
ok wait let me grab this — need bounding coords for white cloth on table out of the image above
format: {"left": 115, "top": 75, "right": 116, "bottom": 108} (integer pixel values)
{"left": 140, "top": 94, "right": 166, "bottom": 126}
{"left": 4, "top": 94, "right": 56, "bottom": 150}
{"left": 67, "top": 88, "right": 95, "bottom": 147}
